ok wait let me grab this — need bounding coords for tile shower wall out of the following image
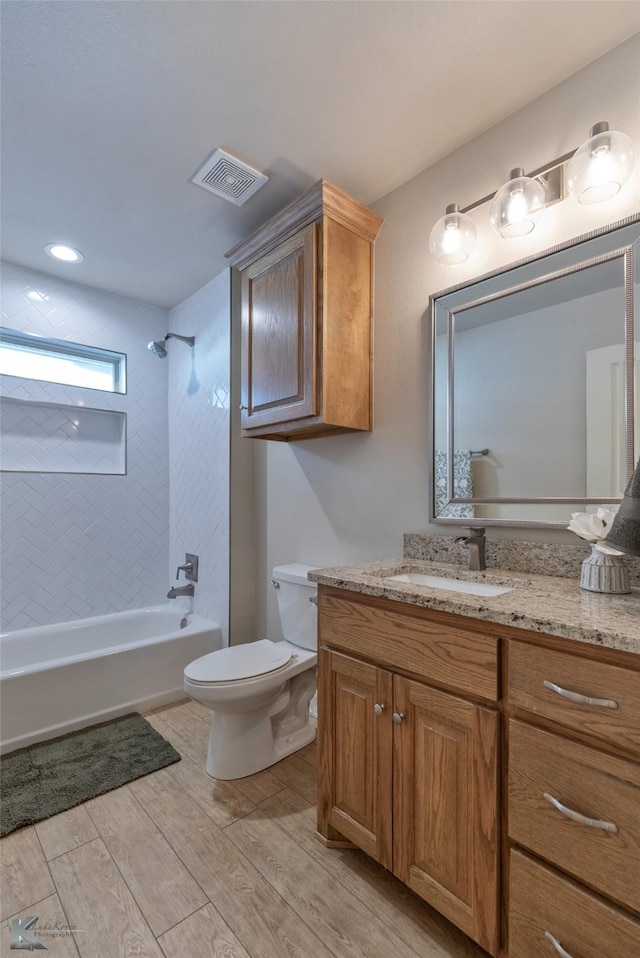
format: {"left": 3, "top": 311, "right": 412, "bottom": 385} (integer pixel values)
{"left": 168, "top": 270, "right": 230, "bottom": 643}
{"left": 0, "top": 261, "right": 170, "bottom": 630}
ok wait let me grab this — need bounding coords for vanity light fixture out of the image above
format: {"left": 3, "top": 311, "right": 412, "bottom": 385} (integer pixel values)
{"left": 567, "top": 121, "right": 635, "bottom": 205}
{"left": 429, "top": 204, "right": 477, "bottom": 265}
{"left": 429, "top": 119, "right": 636, "bottom": 264}
{"left": 489, "top": 167, "right": 547, "bottom": 239}
{"left": 44, "top": 243, "right": 84, "bottom": 263}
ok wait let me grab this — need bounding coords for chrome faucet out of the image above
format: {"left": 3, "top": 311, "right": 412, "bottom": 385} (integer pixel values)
{"left": 455, "top": 527, "right": 486, "bottom": 571}
{"left": 167, "top": 583, "right": 195, "bottom": 599}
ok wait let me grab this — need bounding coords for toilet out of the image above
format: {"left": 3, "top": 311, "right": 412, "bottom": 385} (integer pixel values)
{"left": 183, "top": 563, "right": 318, "bottom": 780}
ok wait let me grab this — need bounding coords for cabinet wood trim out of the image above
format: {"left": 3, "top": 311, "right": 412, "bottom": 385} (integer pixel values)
{"left": 393, "top": 677, "right": 499, "bottom": 955}
{"left": 509, "top": 849, "right": 640, "bottom": 958}
{"left": 240, "top": 224, "right": 317, "bottom": 429}
{"left": 226, "top": 179, "right": 383, "bottom": 269}
{"left": 508, "top": 640, "right": 640, "bottom": 756}
{"left": 319, "top": 591, "right": 499, "bottom": 701}
{"left": 317, "top": 650, "right": 393, "bottom": 868}
{"left": 508, "top": 719, "right": 640, "bottom": 915}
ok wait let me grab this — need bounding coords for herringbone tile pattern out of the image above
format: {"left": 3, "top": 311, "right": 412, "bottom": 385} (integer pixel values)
{"left": 1, "top": 398, "right": 125, "bottom": 474}
{"left": 168, "top": 271, "right": 230, "bottom": 640}
{"left": 0, "top": 261, "right": 170, "bottom": 630}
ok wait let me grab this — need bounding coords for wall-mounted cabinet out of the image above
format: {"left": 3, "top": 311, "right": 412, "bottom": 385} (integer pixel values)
{"left": 226, "top": 180, "right": 383, "bottom": 441}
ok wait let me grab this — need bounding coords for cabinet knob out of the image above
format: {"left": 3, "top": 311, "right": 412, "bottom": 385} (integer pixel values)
{"left": 239, "top": 404, "right": 248, "bottom": 411}
{"left": 392, "top": 712, "right": 405, "bottom": 725}
{"left": 373, "top": 703, "right": 385, "bottom": 716}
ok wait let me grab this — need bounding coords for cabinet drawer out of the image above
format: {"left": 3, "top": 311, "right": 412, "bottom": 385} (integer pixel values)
{"left": 508, "top": 640, "right": 640, "bottom": 754}
{"left": 509, "top": 849, "right": 640, "bottom": 958}
{"left": 509, "top": 720, "right": 640, "bottom": 914}
{"left": 319, "top": 593, "right": 498, "bottom": 701}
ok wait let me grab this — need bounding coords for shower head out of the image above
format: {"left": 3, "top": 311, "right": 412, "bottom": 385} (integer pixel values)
{"left": 148, "top": 339, "right": 168, "bottom": 358}
{"left": 147, "top": 332, "right": 195, "bottom": 358}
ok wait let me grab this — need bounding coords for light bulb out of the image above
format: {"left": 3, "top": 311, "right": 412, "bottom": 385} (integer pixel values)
{"left": 567, "top": 122, "right": 635, "bottom": 205}
{"left": 44, "top": 243, "right": 84, "bottom": 263}
{"left": 505, "top": 190, "right": 529, "bottom": 228}
{"left": 490, "top": 168, "right": 546, "bottom": 239}
{"left": 429, "top": 204, "right": 476, "bottom": 265}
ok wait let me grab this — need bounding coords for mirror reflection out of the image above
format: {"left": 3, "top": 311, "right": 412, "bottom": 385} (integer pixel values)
{"left": 430, "top": 217, "right": 639, "bottom": 527}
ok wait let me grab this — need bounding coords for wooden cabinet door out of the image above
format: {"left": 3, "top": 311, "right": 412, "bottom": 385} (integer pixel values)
{"left": 393, "top": 676, "right": 499, "bottom": 955}
{"left": 318, "top": 650, "right": 393, "bottom": 868}
{"left": 240, "top": 223, "right": 317, "bottom": 430}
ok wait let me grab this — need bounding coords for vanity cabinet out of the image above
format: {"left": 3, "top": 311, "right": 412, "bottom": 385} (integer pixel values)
{"left": 226, "top": 180, "right": 383, "bottom": 441}
{"left": 506, "top": 639, "right": 640, "bottom": 958}
{"left": 317, "top": 584, "right": 640, "bottom": 958}
{"left": 318, "top": 590, "right": 500, "bottom": 956}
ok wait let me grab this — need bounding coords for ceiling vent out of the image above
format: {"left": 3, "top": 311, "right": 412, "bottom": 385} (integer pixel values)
{"left": 191, "top": 148, "right": 268, "bottom": 206}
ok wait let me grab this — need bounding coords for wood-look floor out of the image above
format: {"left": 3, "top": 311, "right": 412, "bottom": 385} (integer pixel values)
{"left": 0, "top": 701, "right": 485, "bottom": 958}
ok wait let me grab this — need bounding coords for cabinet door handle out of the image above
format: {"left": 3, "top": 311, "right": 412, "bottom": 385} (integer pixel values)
{"left": 543, "top": 792, "right": 618, "bottom": 833}
{"left": 544, "top": 931, "right": 574, "bottom": 958}
{"left": 543, "top": 680, "right": 618, "bottom": 710}
{"left": 239, "top": 404, "right": 248, "bottom": 411}
{"left": 374, "top": 703, "right": 385, "bottom": 716}
{"left": 392, "top": 712, "right": 405, "bottom": 725}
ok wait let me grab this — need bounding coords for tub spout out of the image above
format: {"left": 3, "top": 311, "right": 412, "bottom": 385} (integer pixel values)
{"left": 167, "top": 584, "right": 195, "bottom": 599}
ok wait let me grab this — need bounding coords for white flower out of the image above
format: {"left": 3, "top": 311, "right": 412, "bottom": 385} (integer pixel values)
{"left": 567, "top": 507, "right": 624, "bottom": 555}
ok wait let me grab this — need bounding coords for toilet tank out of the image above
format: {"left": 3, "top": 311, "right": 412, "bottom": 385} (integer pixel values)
{"left": 272, "top": 564, "right": 318, "bottom": 651}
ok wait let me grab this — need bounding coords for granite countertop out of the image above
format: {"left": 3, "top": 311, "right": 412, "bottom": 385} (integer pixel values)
{"left": 309, "top": 559, "right": 640, "bottom": 655}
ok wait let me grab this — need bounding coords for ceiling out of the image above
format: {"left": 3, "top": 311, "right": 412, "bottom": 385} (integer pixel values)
{"left": 1, "top": 2, "right": 639, "bottom": 309}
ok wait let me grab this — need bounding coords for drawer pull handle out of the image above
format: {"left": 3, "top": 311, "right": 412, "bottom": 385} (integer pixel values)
{"left": 544, "top": 931, "right": 574, "bottom": 958}
{"left": 543, "top": 792, "right": 618, "bottom": 833}
{"left": 543, "top": 680, "right": 618, "bottom": 710}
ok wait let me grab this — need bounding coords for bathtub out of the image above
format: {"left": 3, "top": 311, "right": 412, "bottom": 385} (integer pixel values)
{"left": 0, "top": 605, "right": 221, "bottom": 754}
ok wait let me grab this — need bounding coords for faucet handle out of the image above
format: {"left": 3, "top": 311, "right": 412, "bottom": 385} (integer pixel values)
{"left": 456, "top": 526, "right": 485, "bottom": 542}
{"left": 175, "top": 553, "right": 199, "bottom": 582}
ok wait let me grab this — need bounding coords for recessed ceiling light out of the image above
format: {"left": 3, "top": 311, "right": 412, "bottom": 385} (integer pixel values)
{"left": 44, "top": 243, "right": 84, "bottom": 263}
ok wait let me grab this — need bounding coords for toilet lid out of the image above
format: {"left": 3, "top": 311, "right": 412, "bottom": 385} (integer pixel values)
{"left": 184, "top": 639, "right": 293, "bottom": 684}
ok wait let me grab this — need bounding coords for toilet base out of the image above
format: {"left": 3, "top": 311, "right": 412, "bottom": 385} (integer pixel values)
{"left": 204, "top": 667, "right": 317, "bottom": 780}
{"left": 205, "top": 718, "right": 316, "bottom": 780}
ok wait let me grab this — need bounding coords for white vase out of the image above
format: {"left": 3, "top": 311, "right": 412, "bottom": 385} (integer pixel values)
{"left": 580, "top": 544, "right": 631, "bottom": 594}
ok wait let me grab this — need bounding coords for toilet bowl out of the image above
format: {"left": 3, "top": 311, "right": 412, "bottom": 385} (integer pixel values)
{"left": 183, "top": 564, "right": 318, "bottom": 780}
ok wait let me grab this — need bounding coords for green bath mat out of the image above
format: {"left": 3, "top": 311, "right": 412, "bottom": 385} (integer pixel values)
{"left": 0, "top": 713, "right": 181, "bottom": 837}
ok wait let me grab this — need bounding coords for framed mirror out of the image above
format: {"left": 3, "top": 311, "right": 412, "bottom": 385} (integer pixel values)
{"left": 429, "top": 215, "right": 640, "bottom": 528}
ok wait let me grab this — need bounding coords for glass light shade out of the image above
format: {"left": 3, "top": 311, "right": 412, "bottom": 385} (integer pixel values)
{"left": 490, "top": 168, "right": 546, "bottom": 238}
{"left": 567, "top": 122, "right": 635, "bottom": 205}
{"left": 429, "top": 204, "right": 476, "bottom": 265}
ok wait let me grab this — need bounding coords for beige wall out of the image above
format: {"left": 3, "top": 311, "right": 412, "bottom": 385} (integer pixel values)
{"left": 254, "top": 34, "right": 640, "bottom": 640}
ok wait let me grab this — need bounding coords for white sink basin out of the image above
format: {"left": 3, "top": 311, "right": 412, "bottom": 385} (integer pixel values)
{"left": 386, "top": 573, "right": 514, "bottom": 597}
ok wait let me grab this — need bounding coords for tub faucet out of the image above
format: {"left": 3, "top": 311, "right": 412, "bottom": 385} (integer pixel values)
{"left": 167, "top": 583, "right": 195, "bottom": 599}
{"left": 455, "top": 527, "right": 486, "bottom": 571}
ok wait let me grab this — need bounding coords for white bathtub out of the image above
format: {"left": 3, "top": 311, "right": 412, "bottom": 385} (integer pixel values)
{"left": 0, "top": 605, "right": 221, "bottom": 754}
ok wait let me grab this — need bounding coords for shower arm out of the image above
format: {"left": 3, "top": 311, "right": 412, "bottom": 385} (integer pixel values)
{"left": 164, "top": 333, "right": 195, "bottom": 347}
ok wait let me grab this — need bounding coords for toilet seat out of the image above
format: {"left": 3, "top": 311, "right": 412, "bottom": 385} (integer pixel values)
{"left": 184, "top": 639, "right": 293, "bottom": 686}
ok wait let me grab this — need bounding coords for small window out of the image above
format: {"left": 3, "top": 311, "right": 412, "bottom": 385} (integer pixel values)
{"left": 0, "top": 328, "right": 126, "bottom": 393}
